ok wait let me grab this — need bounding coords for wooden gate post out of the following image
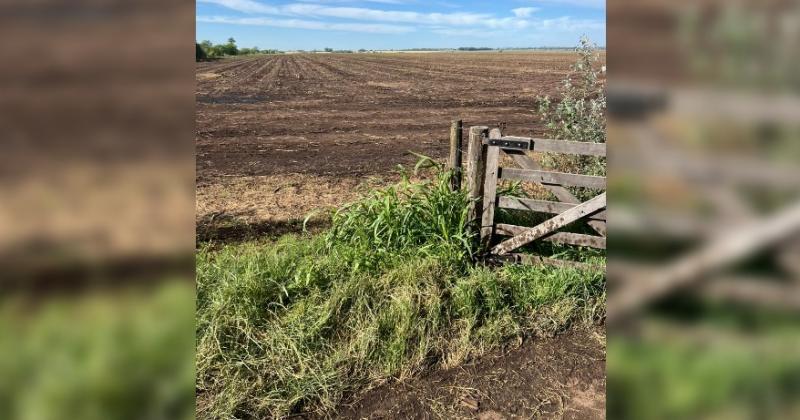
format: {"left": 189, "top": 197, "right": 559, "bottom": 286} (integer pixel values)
{"left": 465, "top": 126, "right": 489, "bottom": 233}
{"left": 480, "top": 145, "right": 500, "bottom": 250}
{"left": 448, "top": 120, "right": 463, "bottom": 191}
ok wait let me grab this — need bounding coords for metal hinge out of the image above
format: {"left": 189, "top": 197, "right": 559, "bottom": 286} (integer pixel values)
{"left": 485, "top": 137, "right": 531, "bottom": 151}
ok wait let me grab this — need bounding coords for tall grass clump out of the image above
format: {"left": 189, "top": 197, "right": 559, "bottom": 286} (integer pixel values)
{"left": 325, "top": 160, "right": 474, "bottom": 266}
{"left": 196, "top": 163, "right": 605, "bottom": 419}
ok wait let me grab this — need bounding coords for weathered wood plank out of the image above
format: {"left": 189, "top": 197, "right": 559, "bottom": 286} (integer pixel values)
{"left": 480, "top": 146, "right": 500, "bottom": 250}
{"left": 509, "top": 253, "right": 600, "bottom": 270}
{"left": 495, "top": 224, "right": 606, "bottom": 249}
{"left": 610, "top": 260, "right": 800, "bottom": 310}
{"left": 492, "top": 136, "right": 606, "bottom": 157}
{"left": 502, "top": 149, "right": 606, "bottom": 236}
{"left": 448, "top": 120, "right": 463, "bottom": 191}
{"left": 492, "top": 192, "right": 607, "bottom": 255}
{"left": 609, "top": 199, "right": 800, "bottom": 323}
{"left": 498, "top": 197, "right": 607, "bottom": 221}
{"left": 500, "top": 167, "right": 606, "bottom": 190}
{"left": 465, "top": 126, "right": 489, "bottom": 229}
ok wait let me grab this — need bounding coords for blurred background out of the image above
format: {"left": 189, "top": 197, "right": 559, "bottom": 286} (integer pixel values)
{"left": 0, "top": 1, "right": 195, "bottom": 419}
{"left": 608, "top": 0, "right": 800, "bottom": 418}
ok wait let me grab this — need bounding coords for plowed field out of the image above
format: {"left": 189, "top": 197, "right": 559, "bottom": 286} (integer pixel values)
{"left": 196, "top": 51, "right": 586, "bottom": 237}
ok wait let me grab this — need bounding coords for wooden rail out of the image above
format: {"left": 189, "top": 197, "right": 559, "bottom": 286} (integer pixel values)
{"left": 499, "top": 168, "right": 606, "bottom": 189}
{"left": 494, "top": 136, "right": 606, "bottom": 157}
{"left": 457, "top": 126, "right": 607, "bottom": 267}
{"left": 498, "top": 197, "right": 607, "bottom": 221}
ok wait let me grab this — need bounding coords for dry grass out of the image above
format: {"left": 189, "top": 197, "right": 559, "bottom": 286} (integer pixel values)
{"left": 197, "top": 173, "right": 394, "bottom": 226}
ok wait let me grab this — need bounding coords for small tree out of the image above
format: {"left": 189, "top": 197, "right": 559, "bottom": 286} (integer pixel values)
{"left": 220, "top": 37, "right": 239, "bottom": 56}
{"left": 536, "top": 37, "right": 606, "bottom": 183}
{"left": 537, "top": 36, "right": 606, "bottom": 144}
{"left": 199, "top": 40, "right": 215, "bottom": 58}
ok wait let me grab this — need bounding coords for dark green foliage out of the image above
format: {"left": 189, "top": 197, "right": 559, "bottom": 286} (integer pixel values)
{"left": 196, "top": 43, "right": 207, "bottom": 61}
{"left": 197, "top": 38, "right": 281, "bottom": 58}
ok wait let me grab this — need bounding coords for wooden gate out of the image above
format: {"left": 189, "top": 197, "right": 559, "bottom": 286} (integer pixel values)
{"left": 452, "top": 123, "right": 606, "bottom": 267}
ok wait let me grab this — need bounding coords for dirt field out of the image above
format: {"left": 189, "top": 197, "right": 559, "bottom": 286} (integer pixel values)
{"left": 196, "top": 51, "right": 585, "bottom": 232}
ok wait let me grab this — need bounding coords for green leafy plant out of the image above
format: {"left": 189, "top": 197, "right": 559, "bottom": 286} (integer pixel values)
{"left": 537, "top": 36, "right": 606, "bottom": 145}
{"left": 536, "top": 37, "right": 606, "bottom": 200}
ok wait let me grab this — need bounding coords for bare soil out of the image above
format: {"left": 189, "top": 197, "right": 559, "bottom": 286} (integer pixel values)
{"left": 328, "top": 327, "right": 606, "bottom": 420}
{"left": 195, "top": 52, "right": 585, "bottom": 227}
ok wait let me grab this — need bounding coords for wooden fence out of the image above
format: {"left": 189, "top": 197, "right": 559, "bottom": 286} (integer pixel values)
{"left": 448, "top": 121, "right": 606, "bottom": 267}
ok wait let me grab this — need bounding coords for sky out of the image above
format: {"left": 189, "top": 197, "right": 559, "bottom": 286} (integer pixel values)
{"left": 196, "top": 0, "right": 605, "bottom": 50}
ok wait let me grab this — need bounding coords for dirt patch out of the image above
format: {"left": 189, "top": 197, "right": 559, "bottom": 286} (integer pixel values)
{"left": 197, "top": 72, "right": 220, "bottom": 80}
{"left": 196, "top": 173, "right": 397, "bottom": 230}
{"left": 328, "top": 327, "right": 606, "bottom": 420}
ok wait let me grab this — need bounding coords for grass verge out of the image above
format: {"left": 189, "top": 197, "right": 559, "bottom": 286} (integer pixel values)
{"left": 196, "top": 166, "right": 606, "bottom": 418}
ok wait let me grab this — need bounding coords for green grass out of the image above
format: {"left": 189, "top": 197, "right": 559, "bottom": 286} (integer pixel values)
{"left": 0, "top": 282, "right": 195, "bottom": 420}
{"left": 608, "top": 320, "right": 800, "bottom": 420}
{"left": 196, "top": 166, "right": 605, "bottom": 418}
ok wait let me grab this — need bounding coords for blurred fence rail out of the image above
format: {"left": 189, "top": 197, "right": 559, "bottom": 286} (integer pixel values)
{"left": 608, "top": 83, "right": 800, "bottom": 322}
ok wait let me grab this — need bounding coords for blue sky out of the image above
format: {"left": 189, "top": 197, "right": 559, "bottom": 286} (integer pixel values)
{"left": 196, "top": 0, "right": 605, "bottom": 50}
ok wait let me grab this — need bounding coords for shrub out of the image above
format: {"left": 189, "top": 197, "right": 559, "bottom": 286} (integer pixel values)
{"left": 537, "top": 36, "right": 606, "bottom": 145}
{"left": 536, "top": 37, "right": 606, "bottom": 199}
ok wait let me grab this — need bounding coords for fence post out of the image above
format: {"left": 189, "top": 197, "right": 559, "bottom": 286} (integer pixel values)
{"left": 480, "top": 128, "right": 503, "bottom": 250}
{"left": 465, "top": 126, "right": 489, "bottom": 236}
{"left": 448, "top": 120, "right": 463, "bottom": 191}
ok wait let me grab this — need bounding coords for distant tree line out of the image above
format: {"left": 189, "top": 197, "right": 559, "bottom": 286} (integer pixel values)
{"left": 196, "top": 38, "right": 281, "bottom": 60}
{"left": 322, "top": 47, "right": 355, "bottom": 53}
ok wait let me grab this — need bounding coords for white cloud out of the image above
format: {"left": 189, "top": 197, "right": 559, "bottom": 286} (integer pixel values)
{"left": 271, "top": 4, "right": 495, "bottom": 26}
{"left": 535, "top": 16, "right": 604, "bottom": 31}
{"left": 516, "top": 0, "right": 605, "bottom": 9}
{"left": 196, "top": 15, "right": 415, "bottom": 33}
{"left": 200, "top": 0, "right": 494, "bottom": 26}
{"left": 431, "top": 28, "right": 498, "bottom": 38}
{"left": 197, "top": 0, "right": 604, "bottom": 37}
{"left": 296, "top": 0, "right": 408, "bottom": 4}
{"left": 197, "top": 0, "right": 278, "bottom": 14}
{"left": 511, "top": 7, "right": 538, "bottom": 18}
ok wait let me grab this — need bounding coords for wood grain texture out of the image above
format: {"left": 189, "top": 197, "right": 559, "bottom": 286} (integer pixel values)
{"left": 449, "top": 119, "right": 463, "bottom": 191}
{"left": 492, "top": 192, "right": 607, "bottom": 255}
{"left": 497, "top": 136, "right": 606, "bottom": 157}
{"left": 496, "top": 224, "right": 606, "bottom": 249}
{"left": 498, "top": 197, "right": 607, "bottom": 221}
{"left": 500, "top": 167, "right": 606, "bottom": 189}
{"left": 465, "top": 126, "right": 489, "bottom": 229}
{"left": 480, "top": 145, "right": 500, "bottom": 250}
